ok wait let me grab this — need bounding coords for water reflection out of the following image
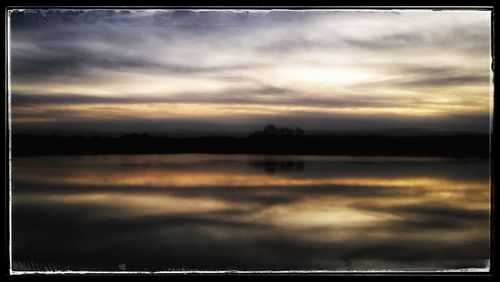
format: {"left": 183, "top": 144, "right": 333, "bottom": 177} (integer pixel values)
{"left": 250, "top": 160, "right": 305, "bottom": 174}
{"left": 12, "top": 154, "right": 490, "bottom": 271}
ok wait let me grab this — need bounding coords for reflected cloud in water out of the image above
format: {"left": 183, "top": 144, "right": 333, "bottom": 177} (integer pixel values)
{"left": 12, "top": 154, "right": 490, "bottom": 271}
{"left": 249, "top": 160, "right": 305, "bottom": 174}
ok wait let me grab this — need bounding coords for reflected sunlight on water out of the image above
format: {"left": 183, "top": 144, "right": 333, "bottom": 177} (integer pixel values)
{"left": 12, "top": 154, "right": 490, "bottom": 271}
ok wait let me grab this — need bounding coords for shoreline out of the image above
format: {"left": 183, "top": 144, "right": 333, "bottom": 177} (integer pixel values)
{"left": 11, "top": 134, "right": 490, "bottom": 159}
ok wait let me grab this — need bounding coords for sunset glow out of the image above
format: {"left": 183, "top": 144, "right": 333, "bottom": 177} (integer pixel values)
{"left": 9, "top": 9, "right": 492, "bottom": 133}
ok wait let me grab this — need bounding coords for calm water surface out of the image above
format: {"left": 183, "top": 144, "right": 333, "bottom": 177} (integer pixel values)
{"left": 12, "top": 154, "right": 490, "bottom": 271}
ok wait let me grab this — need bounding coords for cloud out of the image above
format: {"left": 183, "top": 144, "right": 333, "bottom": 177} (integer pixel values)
{"left": 11, "top": 84, "right": 294, "bottom": 106}
{"left": 11, "top": 42, "right": 260, "bottom": 83}
{"left": 8, "top": 9, "right": 492, "bottom": 133}
{"left": 11, "top": 108, "right": 492, "bottom": 134}
{"left": 397, "top": 74, "right": 490, "bottom": 88}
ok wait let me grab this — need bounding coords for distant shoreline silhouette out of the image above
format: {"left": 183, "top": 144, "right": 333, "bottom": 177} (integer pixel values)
{"left": 11, "top": 125, "right": 489, "bottom": 158}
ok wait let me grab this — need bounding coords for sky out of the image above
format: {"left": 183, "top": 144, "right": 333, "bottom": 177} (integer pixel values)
{"left": 9, "top": 9, "right": 493, "bottom": 134}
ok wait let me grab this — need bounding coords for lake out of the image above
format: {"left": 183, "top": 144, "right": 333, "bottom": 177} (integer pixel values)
{"left": 11, "top": 154, "right": 490, "bottom": 272}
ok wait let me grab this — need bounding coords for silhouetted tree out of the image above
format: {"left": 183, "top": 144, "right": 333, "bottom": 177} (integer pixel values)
{"left": 248, "top": 124, "right": 305, "bottom": 138}
{"left": 263, "top": 124, "right": 278, "bottom": 135}
{"left": 295, "top": 127, "right": 304, "bottom": 136}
